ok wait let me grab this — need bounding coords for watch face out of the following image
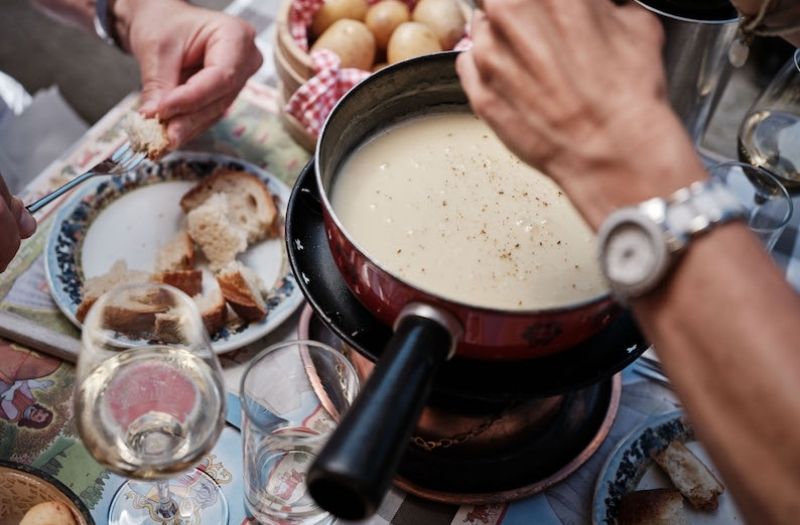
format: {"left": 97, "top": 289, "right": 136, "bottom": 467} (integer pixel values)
{"left": 604, "top": 223, "right": 659, "bottom": 287}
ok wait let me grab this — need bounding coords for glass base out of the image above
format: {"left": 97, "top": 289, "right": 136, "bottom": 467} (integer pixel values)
{"left": 108, "top": 468, "right": 229, "bottom": 525}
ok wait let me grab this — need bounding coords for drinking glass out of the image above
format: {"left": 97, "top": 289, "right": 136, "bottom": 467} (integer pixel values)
{"left": 709, "top": 161, "right": 793, "bottom": 252}
{"left": 74, "top": 283, "right": 228, "bottom": 524}
{"left": 739, "top": 49, "right": 800, "bottom": 188}
{"left": 240, "top": 340, "right": 360, "bottom": 524}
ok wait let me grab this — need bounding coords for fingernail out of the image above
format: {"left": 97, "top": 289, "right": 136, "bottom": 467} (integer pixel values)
{"left": 18, "top": 209, "right": 36, "bottom": 238}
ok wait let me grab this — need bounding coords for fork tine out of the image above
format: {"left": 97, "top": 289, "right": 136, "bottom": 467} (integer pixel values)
{"left": 115, "top": 151, "right": 146, "bottom": 174}
{"left": 111, "top": 143, "right": 131, "bottom": 162}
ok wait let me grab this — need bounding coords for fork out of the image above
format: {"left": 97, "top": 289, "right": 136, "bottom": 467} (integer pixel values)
{"left": 26, "top": 143, "right": 146, "bottom": 214}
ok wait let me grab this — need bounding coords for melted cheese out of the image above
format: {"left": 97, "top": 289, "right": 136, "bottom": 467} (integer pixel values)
{"left": 331, "top": 113, "right": 608, "bottom": 310}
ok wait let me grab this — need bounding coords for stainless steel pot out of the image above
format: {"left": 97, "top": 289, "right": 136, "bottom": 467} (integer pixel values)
{"left": 635, "top": 0, "right": 740, "bottom": 143}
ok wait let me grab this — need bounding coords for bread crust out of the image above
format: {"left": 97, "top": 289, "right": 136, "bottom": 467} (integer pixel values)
{"left": 155, "top": 269, "right": 203, "bottom": 297}
{"left": 217, "top": 264, "right": 267, "bottom": 322}
{"left": 618, "top": 488, "right": 688, "bottom": 525}
{"left": 653, "top": 441, "right": 725, "bottom": 511}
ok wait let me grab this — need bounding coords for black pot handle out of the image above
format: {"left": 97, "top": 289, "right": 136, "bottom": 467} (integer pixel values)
{"left": 307, "top": 305, "right": 460, "bottom": 520}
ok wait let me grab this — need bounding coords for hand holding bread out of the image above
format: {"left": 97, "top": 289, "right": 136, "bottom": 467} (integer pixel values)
{"left": 114, "top": 0, "right": 263, "bottom": 149}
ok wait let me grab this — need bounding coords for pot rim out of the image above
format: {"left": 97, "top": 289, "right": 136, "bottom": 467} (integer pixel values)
{"left": 632, "top": 0, "right": 739, "bottom": 24}
{"left": 314, "top": 52, "right": 614, "bottom": 318}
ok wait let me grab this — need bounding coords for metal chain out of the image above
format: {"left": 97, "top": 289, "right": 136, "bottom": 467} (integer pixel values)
{"left": 410, "top": 402, "right": 517, "bottom": 452}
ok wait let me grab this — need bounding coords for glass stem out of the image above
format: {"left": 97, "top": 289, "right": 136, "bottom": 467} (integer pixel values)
{"left": 156, "top": 480, "right": 178, "bottom": 520}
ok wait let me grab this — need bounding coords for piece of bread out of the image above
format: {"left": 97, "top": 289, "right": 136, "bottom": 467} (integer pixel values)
{"left": 180, "top": 169, "right": 279, "bottom": 244}
{"left": 77, "top": 260, "right": 152, "bottom": 322}
{"left": 186, "top": 193, "right": 248, "bottom": 271}
{"left": 154, "top": 268, "right": 203, "bottom": 297}
{"left": 193, "top": 272, "right": 227, "bottom": 334}
{"left": 653, "top": 441, "right": 725, "bottom": 511}
{"left": 155, "top": 230, "right": 195, "bottom": 272}
{"left": 217, "top": 261, "right": 267, "bottom": 322}
{"left": 101, "top": 286, "right": 173, "bottom": 338}
{"left": 618, "top": 489, "right": 688, "bottom": 525}
{"left": 20, "top": 500, "right": 78, "bottom": 525}
{"left": 122, "top": 111, "right": 170, "bottom": 161}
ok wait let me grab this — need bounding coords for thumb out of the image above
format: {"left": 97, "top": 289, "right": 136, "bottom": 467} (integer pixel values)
{"left": 137, "top": 46, "right": 183, "bottom": 117}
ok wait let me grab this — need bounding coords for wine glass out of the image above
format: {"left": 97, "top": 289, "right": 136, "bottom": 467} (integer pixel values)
{"left": 73, "top": 283, "right": 228, "bottom": 524}
{"left": 739, "top": 49, "right": 800, "bottom": 188}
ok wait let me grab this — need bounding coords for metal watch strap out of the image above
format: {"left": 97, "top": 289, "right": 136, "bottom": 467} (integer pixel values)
{"left": 598, "top": 178, "right": 747, "bottom": 301}
{"left": 94, "top": 0, "right": 124, "bottom": 50}
{"left": 661, "top": 179, "right": 746, "bottom": 254}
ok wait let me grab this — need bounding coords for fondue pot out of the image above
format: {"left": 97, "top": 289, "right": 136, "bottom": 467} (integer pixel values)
{"left": 304, "top": 52, "right": 622, "bottom": 520}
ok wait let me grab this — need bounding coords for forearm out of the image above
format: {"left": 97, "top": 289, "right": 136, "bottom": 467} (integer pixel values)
{"left": 559, "top": 102, "right": 800, "bottom": 524}
{"left": 634, "top": 225, "right": 800, "bottom": 524}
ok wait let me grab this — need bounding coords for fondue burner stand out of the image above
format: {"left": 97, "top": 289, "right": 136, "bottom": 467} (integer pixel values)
{"left": 288, "top": 161, "right": 647, "bottom": 506}
{"left": 301, "top": 304, "right": 622, "bottom": 505}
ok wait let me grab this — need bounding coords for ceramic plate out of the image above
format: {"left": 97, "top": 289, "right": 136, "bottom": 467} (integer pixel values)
{"left": 0, "top": 460, "right": 94, "bottom": 524}
{"left": 45, "top": 151, "right": 303, "bottom": 353}
{"left": 592, "top": 410, "right": 744, "bottom": 524}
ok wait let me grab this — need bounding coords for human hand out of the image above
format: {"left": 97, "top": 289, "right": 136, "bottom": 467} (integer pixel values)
{"left": 0, "top": 176, "right": 36, "bottom": 273}
{"left": 456, "top": 0, "right": 705, "bottom": 228}
{"left": 115, "top": 0, "right": 263, "bottom": 148}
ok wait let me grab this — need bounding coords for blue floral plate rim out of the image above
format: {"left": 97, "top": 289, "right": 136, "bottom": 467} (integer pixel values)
{"left": 44, "top": 151, "right": 303, "bottom": 354}
{"left": 591, "top": 409, "right": 690, "bottom": 525}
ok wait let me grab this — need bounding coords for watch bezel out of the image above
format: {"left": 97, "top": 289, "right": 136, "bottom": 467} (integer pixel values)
{"left": 597, "top": 207, "right": 673, "bottom": 300}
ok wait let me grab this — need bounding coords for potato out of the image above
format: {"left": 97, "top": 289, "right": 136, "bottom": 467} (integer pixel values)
{"left": 311, "top": 19, "right": 376, "bottom": 70}
{"left": 365, "top": 0, "right": 410, "bottom": 49}
{"left": 386, "top": 22, "right": 442, "bottom": 64}
{"left": 311, "top": 0, "right": 369, "bottom": 38}
{"left": 20, "top": 501, "right": 77, "bottom": 525}
{"left": 412, "top": 0, "right": 466, "bottom": 49}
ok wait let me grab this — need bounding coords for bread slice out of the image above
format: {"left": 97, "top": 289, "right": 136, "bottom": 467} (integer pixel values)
{"left": 180, "top": 170, "right": 278, "bottom": 244}
{"left": 618, "top": 489, "right": 688, "bottom": 525}
{"left": 77, "top": 260, "right": 152, "bottom": 322}
{"left": 217, "top": 261, "right": 267, "bottom": 322}
{"left": 186, "top": 193, "right": 248, "bottom": 271}
{"left": 193, "top": 272, "right": 227, "bottom": 335}
{"left": 653, "top": 441, "right": 725, "bottom": 510}
{"left": 122, "top": 111, "right": 170, "bottom": 161}
{"left": 155, "top": 230, "right": 195, "bottom": 272}
{"left": 154, "top": 268, "right": 203, "bottom": 297}
{"left": 101, "top": 285, "right": 173, "bottom": 338}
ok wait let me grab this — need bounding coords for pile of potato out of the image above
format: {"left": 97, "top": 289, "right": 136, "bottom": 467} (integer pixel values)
{"left": 309, "top": 0, "right": 467, "bottom": 71}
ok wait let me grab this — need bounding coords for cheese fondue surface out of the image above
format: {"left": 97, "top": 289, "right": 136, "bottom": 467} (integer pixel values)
{"left": 331, "top": 113, "right": 608, "bottom": 310}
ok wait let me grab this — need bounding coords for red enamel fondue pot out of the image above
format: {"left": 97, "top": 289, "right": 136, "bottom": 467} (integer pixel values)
{"left": 306, "top": 52, "right": 619, "bottom": 520}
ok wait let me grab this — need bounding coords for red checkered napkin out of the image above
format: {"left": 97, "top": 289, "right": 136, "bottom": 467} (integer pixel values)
{"left": 285, "top": 49, "right": 371, "bottom": 137}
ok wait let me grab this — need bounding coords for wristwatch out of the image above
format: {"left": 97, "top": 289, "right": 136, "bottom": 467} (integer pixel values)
{"left": 597, "top": 179, "right": 746, "bottom": 301}
{"left": 94, "top": 0, "right": 123, "bottom": 50}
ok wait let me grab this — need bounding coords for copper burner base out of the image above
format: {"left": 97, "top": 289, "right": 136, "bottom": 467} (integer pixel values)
{"left": 299, "top": 305, "right": 623, "bottom": 505}
{"left": 393, "top": 374, "right": 621, "bottom": 505}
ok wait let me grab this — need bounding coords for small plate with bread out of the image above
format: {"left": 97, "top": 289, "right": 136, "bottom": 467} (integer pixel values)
{"left": 593, "top": 410, "right": 744, "bottom": 525}
{"left": 0, "top": 460, "right": 94, "bottom": 525}
{"left": 45, "top": 151, "right": 303, "bottom": 353}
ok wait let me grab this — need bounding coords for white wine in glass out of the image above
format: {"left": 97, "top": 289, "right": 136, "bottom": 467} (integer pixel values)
{"left": 739, "top": 49, "right": 800, "bottom": 188}
{"left": 74, "top": 283, "right": 228, "bottom": 524}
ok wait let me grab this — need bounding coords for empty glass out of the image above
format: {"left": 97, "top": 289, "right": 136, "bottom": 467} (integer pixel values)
{"left": 738, "top": 49, "right": 800, "bottom": 188}
{"left": 240, "top": 340, "right": 360, "bottom": 524}
{"left": 709, "top": 161, "right": 793, "bottom": 252}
